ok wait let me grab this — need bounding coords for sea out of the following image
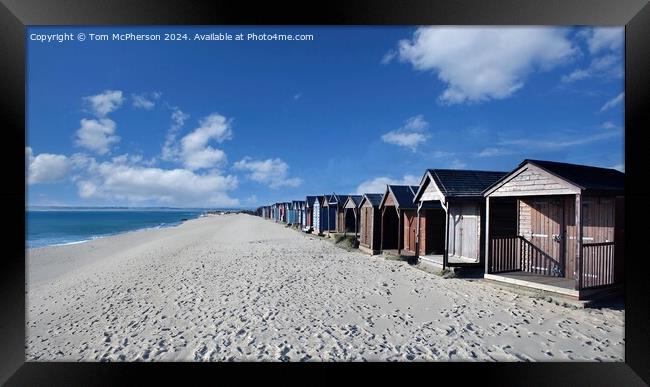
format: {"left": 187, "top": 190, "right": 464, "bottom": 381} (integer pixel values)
{"left": 26, "top": 207, "right": 236, "bottom": 249}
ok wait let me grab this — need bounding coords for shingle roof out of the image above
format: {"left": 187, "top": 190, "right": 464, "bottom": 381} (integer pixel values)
{"left": 327, "top": 193, "right": 351, "bottom": 205}
{"left": 524, "top": 159, "right": 624, "bottom": 192}
{"left": 361, "top": 193, "right": 383, "bottom": 207}
{"left": 386, "top": 185, "right": 419, "bottom": 209}
{"left": 430, "top": 169, "right": 507, "bottom": 198}
{"left": 346, "top": 195, "right": 363, "bottom": 207}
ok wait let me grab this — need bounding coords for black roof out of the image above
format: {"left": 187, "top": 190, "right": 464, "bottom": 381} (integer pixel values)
{"left": 327, "top": 193, "right": 350, "bottom": 205}
{"left": 305, "top": 196, "right": 317, "bottom": 207}
{"left": 524, "top": 159, "right": 624, "bottom": 192}
{"left": 429, "top": 169, "right": 507, "bottom": 198}
{"left": 346, "top": 195, "right": 363, "bottom": 207}
{"left": 386, "top": 185, "right": 419, "bottom": 209}
{"left": 362, "top": 193, "right": 383, "bottom": 207}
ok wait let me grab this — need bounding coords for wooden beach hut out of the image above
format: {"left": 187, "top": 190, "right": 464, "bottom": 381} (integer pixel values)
{"left": 281, "top": 202, "right": 289, "bottom": 223}
{"left": 289, "top": 200, "right": 301, "bottom": 225}
{"left": 358, "top": 193, "right": 383, "bottom": 255}
{"left": 483, "top": 159, "right": 624, "bottom": 299}
{"left": 412, "top": 169, "right": 507, "bottom": 268}
{"left": 342, "top": 195, "right": 363, "bottom": 236}
{"left": 297, "top": 200, "right": 306, "bottom": 229}
{"left": 312, "top": 195, "right": 326, "bottom": 235}
{"left": 378, "top": 185, "right": 419, "bottom": 256}
{"left": 322, "top": 194, "right": 341, "bottom": 235}
{"left": 272, "top": 203, "right": 279, "bottom": 222}
{"left": 304, "top": 196, "right": 317, "bottom": 232}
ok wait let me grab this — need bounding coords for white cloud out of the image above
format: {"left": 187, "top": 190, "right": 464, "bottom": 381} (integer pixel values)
{"left": 449, "top": 159, "right": 467, "bottom": 169}
{"left": 183, "top": 148, "right": 227, "bottom": 171}
{"left": 161, "top": 108, "right": 190, "bottom": 161}
{"left": 561, "top": 54, "right": 622, "bottom": 83}
{"left": 402, "top": 115, "right": 429, "bottom": 131}
{"left": 381, "top": 132, "right": 428, "bottom": 150}
{"left": 393, "top": 27, "right": 576, "bottom": 103}
{"left": 601, "top": 121, "right": 620, "bottom": 130}
{"left": 293, "top": 93, "right": 301, "bottom": 100}
{"left": 74, "top": 118, "right": 120, "bottom": 155}
{"left": 381, "top": 49, "right": 397, "bottom": 64}
{"left": 26, "top": 147, "right": 71, "bottom": 184}
{"left": 132, "top": 92, "right": 161, "bottom": 110}
{"left": 498, "top": 129, "right": 621, "bottom": 151}
{"left": 355, "top": 174, "right": 420, "bottom": 195}
{"left": 180, "top": 113, "right": 233, "bottom": 170}
{"left": 581, "top": 27, "right": 623, "bottom": 54}
{"left": 431, "top": 150, "right": 455, "bottom": 158}
{"left": 84, "top": 90, "right": 124, "bottom": 117}
{"left": 233, "top": 157, "right": 302, "bottom": 189}
{"left": 76, "top": 157, "right": 239, "bottom": 206}
{"left": 381, "top": 115, "right": 430, "bottom": 151}
{"left": 476, "top": 147, "right": 516, "bottom": 157}
{"left": 600, "top": 92, "right": 624, "bottom": 112}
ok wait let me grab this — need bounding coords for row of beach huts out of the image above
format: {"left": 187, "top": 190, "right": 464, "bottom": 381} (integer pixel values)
{"left": 255, "top": 159, "right": 625, "bottom": 300}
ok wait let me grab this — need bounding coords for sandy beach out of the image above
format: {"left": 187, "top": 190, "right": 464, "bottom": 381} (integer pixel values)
{"left": 26, "top": 213, "right": 624, "bottom": 361}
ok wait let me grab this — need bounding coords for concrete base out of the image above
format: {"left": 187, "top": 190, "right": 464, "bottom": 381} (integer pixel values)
{"left": 484, "top": 273, "right": 579, "bottom": 298}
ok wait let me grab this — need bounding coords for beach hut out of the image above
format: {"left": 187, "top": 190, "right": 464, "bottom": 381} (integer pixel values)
{"left": 280, "top": 202, "right": 289, "bottom": 223}
{"left": 304, "top": 196, "right": 317, "bottom": 231}
{"left": 271, "top": 203, "right": 278, "bottom": 221}
{"left": 297, "top": 200, "right": 306, "bottom": 229}
{"left": 285, "top": 202, "right": 291, "bottom": 223}
{"left": 358, "top": 193, "right": 383, "bottom": 255}
{"left": 342, "top": 195, "right": 363, "bottom": 236}
{"left": 321, "top": 194, "right": 340, "bottom": 235}
{"left": 482, "top": 159, "right": 624, "bottom": 299}
{"left": 312, "top": 195, "right": 326, "bottom": 235}
{"left": 289, "top": 201, "right": 299, "bottom": 225}
{"left": 412, "top": 169, "right": 507, "bottom": 268}
{"left": 378, "top": 185, "right": 419, "bottom": 256}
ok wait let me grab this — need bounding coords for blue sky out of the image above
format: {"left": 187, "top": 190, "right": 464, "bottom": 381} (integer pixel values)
{"left": 26, "top": 26, "right": 624, "bottom": 208}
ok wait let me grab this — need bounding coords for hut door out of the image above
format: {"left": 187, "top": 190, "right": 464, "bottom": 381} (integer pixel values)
{"left": 404, "top": 212, "right": 417, "bottom": 253}
{"left": 361, "top": 207, "right": 368, "bottom": 244}
{"left": 448, "top": 204, "right": 480, "bottom": 261}
{"left": 530, "top": 198, "right": 564, "bottom": 276}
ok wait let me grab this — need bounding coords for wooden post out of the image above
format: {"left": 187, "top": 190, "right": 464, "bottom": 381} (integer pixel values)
{"left": 443, "top": 201, "right": 449, "bottom": 270}
{"left": 380, "top": 207, "right": 385, "bottom": 253}
{"left": 354, "top": 207, "right": 358, "bottom": 238}
{"left": 575, "top": 194, "right": 583, "bottom": 290}
{"left": 485, "top": 196, "right": 491, "bottom": 274}
{"left": 397, "top": 208, "right": 402, "bottom": 255}
{"left": 415, "top": 201, "right": 422, "bottom": 260}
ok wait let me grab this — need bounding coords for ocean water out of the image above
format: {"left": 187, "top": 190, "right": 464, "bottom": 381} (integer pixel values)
{"left": 26, "top": 208, "right": 209, "bottom": 248}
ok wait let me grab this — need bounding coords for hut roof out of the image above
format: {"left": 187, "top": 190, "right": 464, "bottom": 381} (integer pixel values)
{"left": 483, "top": 159, "right": 625, "bottom": 196}
{"left": 362, "top": 193, "right": 384, "bottom": 207}
{"left": 522, "top": 159, "right": 624, "bottom": 192}
{"left": 326, "top": 193, "right": 351, "bottom": 205}
{"left": 305, "top": 196, "right": 317, "bottom": 207}
{"left": 347, "top": 195, "right": 363, "bottom": 207}
{"left": 381, "top": 185, "right": 419, "bottom": 209}
{"left": 343, "top": 195, "right": 363, "bottom": 209}
{"left": 427, "top": 169, "right": 507, "bottom": 199}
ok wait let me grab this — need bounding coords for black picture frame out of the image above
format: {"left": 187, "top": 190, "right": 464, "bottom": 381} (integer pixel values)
{"left": 2, "top": 0, "right": 649, "bottom": 385}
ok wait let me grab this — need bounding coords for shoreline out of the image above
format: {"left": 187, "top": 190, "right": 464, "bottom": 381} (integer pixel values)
{"left": 26, "top": 214, "right": 624, "bottom": 362}
{"left": 26, "top": 211, "right": 229, "bottom": 250}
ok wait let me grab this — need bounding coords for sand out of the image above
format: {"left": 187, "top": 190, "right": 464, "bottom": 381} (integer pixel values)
{"left": 26, "top": 214, "right": 624, "bottom": 361}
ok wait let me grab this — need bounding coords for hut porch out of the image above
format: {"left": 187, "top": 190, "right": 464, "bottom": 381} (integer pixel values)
{"left": 486, "top": 193, "right": 622, "bottom": 299}
{"left": 483, "top": 271, "right": 578, "bottom": 297}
